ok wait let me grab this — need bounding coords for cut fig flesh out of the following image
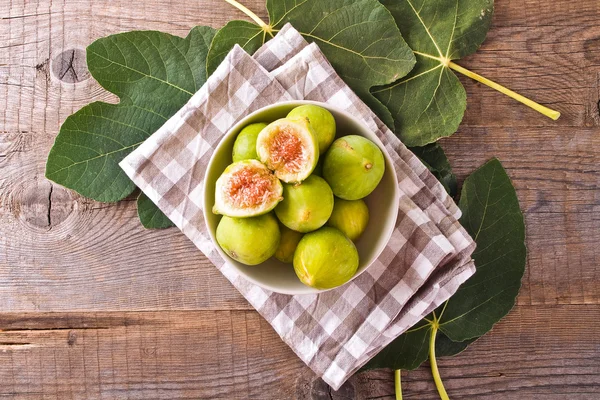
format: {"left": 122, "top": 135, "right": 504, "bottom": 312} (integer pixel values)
{"left": 256, "top": 117, "right": 319, "bottom": 183}
{"left": 213, "top": 160, "right": 283, "bottom": 217}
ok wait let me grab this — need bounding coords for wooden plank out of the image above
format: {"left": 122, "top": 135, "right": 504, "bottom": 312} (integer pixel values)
{"left": 458, "top": 24, "right": 600, "bottom": 129}
{"left": 1, "top": 0, "right": 599, "bottom": 132}
{"left": 0, "top": 128, "right": 251, "bottom": 310}
{"left": 0, "top": 0, "right": 268, "bottom": 133}
{"left": 0, "top": 305, "right": 597, "bottom": 399}
{"left": 494, "top": 0, "right": 600, "bottom": 27}
{"left": 454, "top": 1, "right": 600, "bottom": 130}
{"left": 2, "top": 0, "right": 597, "bottom": 140}
{"left": 0, "top": 179, "right": 251, "bottom": 311}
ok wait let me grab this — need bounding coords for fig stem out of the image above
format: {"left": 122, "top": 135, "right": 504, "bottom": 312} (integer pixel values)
{"left": 429, "top": 319, "right": 450, "bottom": 400}
{"left": 447, "top": 61, "right": 560, "bottom": 120}
{"left": 394, "top": 369, "right": 403, "bottom": 400}
{"left": 223, "top": 0, "right": 273, "bottom": 36}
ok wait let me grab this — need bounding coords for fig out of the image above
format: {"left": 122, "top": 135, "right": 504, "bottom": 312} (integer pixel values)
{"left": 213, "top": 160, "right": 283, "bottom": 217}
{"left": 275, "top": 175, "right": 334, "bottom": 233}
{"left": 323, "top": 135, "right": 385, "bottom": 200}
{"left": 293, "top": 227, "right": 359, "bottom": 289}
{"left": 216, "top": 213, "right": 280, "bottom": 266}
{"left": 256, "top": 117, "right": 319, "bottom": 183}
{"left": 287, "top": 105, "right": 336, "bottom": 153}
{"left": 274, "top": 225, "right": 304, "bottom": 263}
{"left": 232, "top": 122, "right": 267, "bottom": 162}
{"left": 327, "top": 198, "right": 369, "bottom": 241}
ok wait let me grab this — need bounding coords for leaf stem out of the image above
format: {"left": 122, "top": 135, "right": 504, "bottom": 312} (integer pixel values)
{"left": 429, "top": 322, "right": 450, "bottom": 400}
{"left": 394, "top": 369, "right": 403, "bottom": 400}
{"left": 223, "top": 0, "right": 268, "bottom": 28}
{"left": 448, "top": 61, "right": 560, "bottom": 120}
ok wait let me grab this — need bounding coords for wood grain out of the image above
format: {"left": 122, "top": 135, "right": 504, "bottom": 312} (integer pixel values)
{"left": 1, "top": 0, "right": 599, "bottom": 398}
{"left": 0, "top": 305, "right": 597, "bottom": 399}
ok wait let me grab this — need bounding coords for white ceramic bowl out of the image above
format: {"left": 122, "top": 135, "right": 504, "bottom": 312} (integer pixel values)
{"left": 203, "top": 100, "right": 399, "bottom": 295}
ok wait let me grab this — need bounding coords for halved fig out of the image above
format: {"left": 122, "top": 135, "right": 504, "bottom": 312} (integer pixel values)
{"left": 213, "top": 160, "right": 283, "bottom": 217}
{"left": 256, "top": 117, "right": 319, "bottom": 183}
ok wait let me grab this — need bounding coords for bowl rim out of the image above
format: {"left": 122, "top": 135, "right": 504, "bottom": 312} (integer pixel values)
{"left": 203, "top": 100, "right": 399, "bottom": 295}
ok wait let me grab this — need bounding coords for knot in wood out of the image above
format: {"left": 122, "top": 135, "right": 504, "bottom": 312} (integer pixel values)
{"left": 67, "top": 330, "right": 77, "bottom": 346}
{"left": 307, "top": 378, "right": 355, "bottom": 400}
{"left": 11, "top": 179, "right": 74, "bottom": 229}
{"left": 51, "top": 48, "right": 90, "bottom": 83}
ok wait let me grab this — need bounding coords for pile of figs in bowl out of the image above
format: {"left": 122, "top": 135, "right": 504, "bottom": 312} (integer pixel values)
{"left": 204, "top": 101, "right": 399, "bottom": 295}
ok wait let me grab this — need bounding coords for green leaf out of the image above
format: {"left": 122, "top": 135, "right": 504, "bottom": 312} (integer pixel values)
{"left": 361, "top": 318, "right": 474, "bottom": 370}
{"left": 410, "top": 143, "right": 457, "bottom": 197}
{"left": 374, "top": 0, "right": 494, "bottom": 146}
{"left": 46, "top": 26, "right": 216, "bottom": 203}
{"left": 206, "top": 0, "right": 416, "bottom": 129}
{"left": 206, "top": 20, "right": 265, "bottom": 75}
{"left": 362, "top": 158, "right": 526, "bottom": 370}
{"left": 435, "top": 331, "right": 475, "bottom": 357}
{"left": 439, "top": 158, "right": 526, "bottom": 341}
{"left": 137, "top": 193, "right": 175, "bottom": 229}
{"left": 362, "top": 318, "right": 432, "bottom": 371}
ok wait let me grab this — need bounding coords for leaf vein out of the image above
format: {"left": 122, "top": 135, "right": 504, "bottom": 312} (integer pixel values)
{"left": 88, "top": 48, "right": 194, "bottom": 96}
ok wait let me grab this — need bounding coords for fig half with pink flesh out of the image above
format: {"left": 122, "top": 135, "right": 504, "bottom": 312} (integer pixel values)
{"left": 213, "top": 160, "right": 283, "bottom": 218}
{"left": 256, "top": 117, "right": 319, "bottom": 183}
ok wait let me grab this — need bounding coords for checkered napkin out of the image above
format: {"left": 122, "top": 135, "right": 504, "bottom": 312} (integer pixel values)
{"left": 120, "top": 24, "right": 476, "bottom": 390}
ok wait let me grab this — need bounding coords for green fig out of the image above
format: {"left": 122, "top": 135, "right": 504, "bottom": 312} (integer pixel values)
{"left": 287, "top": 104, "right": 336, "bottom": 153}
{"left": 274, "top": 225, "right": 304, "bottom": 263}
{"left": 275, "top": 175, "right": 334, "bottom": 233}
{"left": 293, "top": 227, "right": 359, "bottom": 289}
{"left": 323, "top": 135, "right": 385, "bottom": 200}
{"left": 327, "top": 198, "right": 369, "bottom": 241}
{"left": 232, "top": 122, "right": 267, "bottom": 162}
{"left": 216, "top": 213, "right": 280, "bottom": 265}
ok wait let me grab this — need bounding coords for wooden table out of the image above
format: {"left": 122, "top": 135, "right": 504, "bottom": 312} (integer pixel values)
{"left": 1, "top": 0, "right": 599, "bottom": 398}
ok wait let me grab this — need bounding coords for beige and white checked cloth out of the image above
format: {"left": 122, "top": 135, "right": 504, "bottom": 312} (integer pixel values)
{"left": 120, "top": 25, "right": 476, "bottom": 390}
